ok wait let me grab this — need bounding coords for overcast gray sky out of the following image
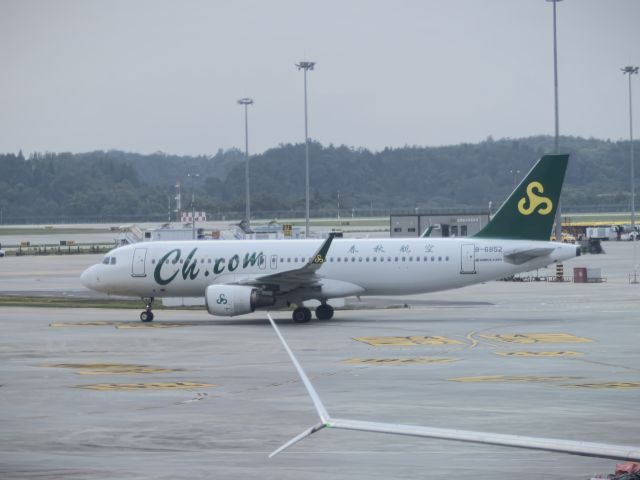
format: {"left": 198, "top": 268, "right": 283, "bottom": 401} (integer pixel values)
{"left": 1, "top": 0, "right": 638, "bottom": 156}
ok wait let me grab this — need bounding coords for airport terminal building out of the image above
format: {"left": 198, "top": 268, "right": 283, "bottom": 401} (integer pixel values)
{"left": 390, "top": 211, "right": 491, "bottom": 238}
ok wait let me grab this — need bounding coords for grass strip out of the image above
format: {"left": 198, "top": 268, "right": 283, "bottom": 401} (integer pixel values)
{"left": 0, "top": 295, "right": 212, "bottom": 310}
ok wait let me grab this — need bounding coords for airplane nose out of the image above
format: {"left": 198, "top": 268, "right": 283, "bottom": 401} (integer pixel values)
{"left": 80, "top": 265, "right": 99, "bottom": 291}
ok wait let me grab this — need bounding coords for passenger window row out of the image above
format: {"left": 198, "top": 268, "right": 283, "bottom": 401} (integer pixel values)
{"left": 148, "top": 255, "right": 450, "bottom": 266}
{"left": 327, "top": 256, "right": 449, "bottom": 263}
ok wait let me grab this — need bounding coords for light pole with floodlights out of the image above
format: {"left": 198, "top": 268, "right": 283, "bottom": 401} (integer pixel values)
{"left": 547, "top": 0, "right": 563, "bottom": 241}
{"left": 237, "top": 98, "right": 254, "bottom": 228}
{"left": 296, "top": 61, "right": 315, "bottom": 237}
{"left": 622, "top": 66, "right": 639, "bottom": 282}
{"left": 187, "top": 173, "right": 199, "bottom": 239}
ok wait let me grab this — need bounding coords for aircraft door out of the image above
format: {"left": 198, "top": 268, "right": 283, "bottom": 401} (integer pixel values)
{"left": 460, "top": 244, "right": 476, "bottom": 274}
{"left": 270, "top": 255, "right": 278, "bottom": 270}
{"left": 258, "top": 253, "right": 266, "bottom": 270}
{"left": 132, "top": 248, "right": 147, "bottom": 277}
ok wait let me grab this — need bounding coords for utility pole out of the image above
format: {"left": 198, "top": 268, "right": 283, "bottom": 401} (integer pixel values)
{"left": 622, "top": 65, "right": 639, "bottom": 282}
{"left": 237, "top": 98, "right": 254, "bottom": 228}
{"left": 296, "top": 61, "right": 315, "bottom": 237}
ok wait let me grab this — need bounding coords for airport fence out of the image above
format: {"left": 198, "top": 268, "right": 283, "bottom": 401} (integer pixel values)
{"left": 2, "top": 243, "right": 116, "bottom": 256}
{"left": 0, "top": 204, "right": 633, "bottom": 226}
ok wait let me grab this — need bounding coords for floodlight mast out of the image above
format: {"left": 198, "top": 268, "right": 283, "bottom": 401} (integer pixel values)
{"left": 237, "top": 98, "right": 254, "bottom": 229}
{"left": 174, "top": 181, "right": 181, "bottom": 222}
{"left": 296, "top": 61, "right": 315, "bottom": 238}
{"left": 622, "top": 66, "right": 639, "bottom": 282}
{"left": 187, "top": 173, "right": 199, "bottom": 239}
{"left": 547, "top": 0, "right": 563, "bottom": 242}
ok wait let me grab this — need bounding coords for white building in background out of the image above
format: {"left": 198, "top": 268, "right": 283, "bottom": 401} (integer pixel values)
{"left": 390, "top": 211, "right": 490, "bottom": 238}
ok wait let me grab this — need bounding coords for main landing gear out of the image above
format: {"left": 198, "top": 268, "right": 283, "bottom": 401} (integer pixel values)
{"left": 315, "top": 303, "right": 334, "bottom": 320}
{"left": 140, "top": 297, "right": 154, "bottom": 322}
{"left": 291, "top": 303, "right": 335, "bottom": 323}
{"left": 292, "top": 307, "right": 312, "bottom": 323}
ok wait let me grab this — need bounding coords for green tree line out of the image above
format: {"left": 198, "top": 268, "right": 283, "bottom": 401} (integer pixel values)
{"left": 0, "top": 135, "right": 636, "bottom": 222}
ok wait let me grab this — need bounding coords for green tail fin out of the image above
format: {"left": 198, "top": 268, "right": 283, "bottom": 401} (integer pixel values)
{"left": 474, "top": 154, "right": 569, "bottom": 241}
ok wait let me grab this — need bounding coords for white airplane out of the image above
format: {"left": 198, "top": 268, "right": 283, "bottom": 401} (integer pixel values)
{"left": 266, "top": 313, "right": 640, "bottom": 461}
{"left": 81, "top": 154, "right": 579, "bottom": 323}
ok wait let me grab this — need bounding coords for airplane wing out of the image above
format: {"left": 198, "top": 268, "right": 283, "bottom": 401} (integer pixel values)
{"left": 266, "top": 314, "right": 640, "bottom": 461}
{"left": 325, "top": 418, "right": 640, "bottom": 461}
{"left": 232, "top": 234, "right": 335, "bottom": 290}
{"left": 503, "top": 247, "right": 555, "bottom": 265}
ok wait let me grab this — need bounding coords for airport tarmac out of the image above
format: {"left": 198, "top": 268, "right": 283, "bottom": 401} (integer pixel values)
{"left": 0, "top": 254, "right": 100, "bottom": 294}
{"left": 1, "top": 242, "right": 639, "bottom": 479}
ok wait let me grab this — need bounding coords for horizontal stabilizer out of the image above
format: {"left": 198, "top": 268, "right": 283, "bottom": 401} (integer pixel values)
{"left": 504, "top": 247, "right": 554, "bottom": 265}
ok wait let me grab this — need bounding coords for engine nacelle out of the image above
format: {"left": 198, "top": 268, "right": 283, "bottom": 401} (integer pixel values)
{"left": 205, "top": 285, "right": 275, "bottom": 317}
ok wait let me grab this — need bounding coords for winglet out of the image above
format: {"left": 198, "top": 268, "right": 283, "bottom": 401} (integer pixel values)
{"left": 267, "top": 313, "right": 331, "bottom": 457}
{"left": 420, "top": 226, "right": 433, "bottom": 238}
{"left": 269, "top": 422, "right": 326, "bottom": 458}
{"left": 310, "top": 233, "right": 335, "bottom": 265}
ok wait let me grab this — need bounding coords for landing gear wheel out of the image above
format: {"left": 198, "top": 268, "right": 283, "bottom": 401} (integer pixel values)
{"left": 140, "top": 297, "right": 154, "bottom": 322}
{"left": 292, "top": 307, "right": 312, "bottom": 323}
{"left": 315, "top": 304, "right": 334, "bottom": 320}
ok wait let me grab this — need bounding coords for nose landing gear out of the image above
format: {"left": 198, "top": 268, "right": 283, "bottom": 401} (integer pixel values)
{"left": 140, "top": 297, "right": 154, "bottom": 322}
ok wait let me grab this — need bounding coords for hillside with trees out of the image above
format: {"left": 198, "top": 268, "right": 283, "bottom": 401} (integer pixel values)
{"left": 0, "top": 135, "right": 636, "bottom": 223}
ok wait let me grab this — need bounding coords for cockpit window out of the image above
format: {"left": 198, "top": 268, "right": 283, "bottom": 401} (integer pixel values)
{"left": 102, "top": 256, "right": 117, "bottom": 265}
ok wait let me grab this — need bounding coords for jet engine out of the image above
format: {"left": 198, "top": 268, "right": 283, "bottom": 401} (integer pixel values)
{"left": 205, "top": 285, "right": 275, "bottom": 317}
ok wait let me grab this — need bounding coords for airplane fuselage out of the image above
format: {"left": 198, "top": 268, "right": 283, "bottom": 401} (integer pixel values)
{"left": 80, "top": 154, "right": 576, "bottom": 322}
{"left": 82, "top": 237, "right": 577, "bottom": 300}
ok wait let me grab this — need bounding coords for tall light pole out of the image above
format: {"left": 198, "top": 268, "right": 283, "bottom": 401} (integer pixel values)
{"left": 296, "top": 60, "right": 315, "bottom": 237}
{"left": 237, "top": 98, "right": 254, "bottom": 228}
{"left": 622, "top": 66, "right": 639, "bottom": 282}
{"left": 174, "top": 181, "right": 181, "bottom": 222}
{"left": 187, "top": 173, "right": 199, "bottom": 239}
{"left": 547, "top": 0, "right": 563, "bottom": 241}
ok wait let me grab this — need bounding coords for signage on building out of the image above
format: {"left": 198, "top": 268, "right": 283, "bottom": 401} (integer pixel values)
{"left": 181, "top": 211, "right": 207, "bottom": 222}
